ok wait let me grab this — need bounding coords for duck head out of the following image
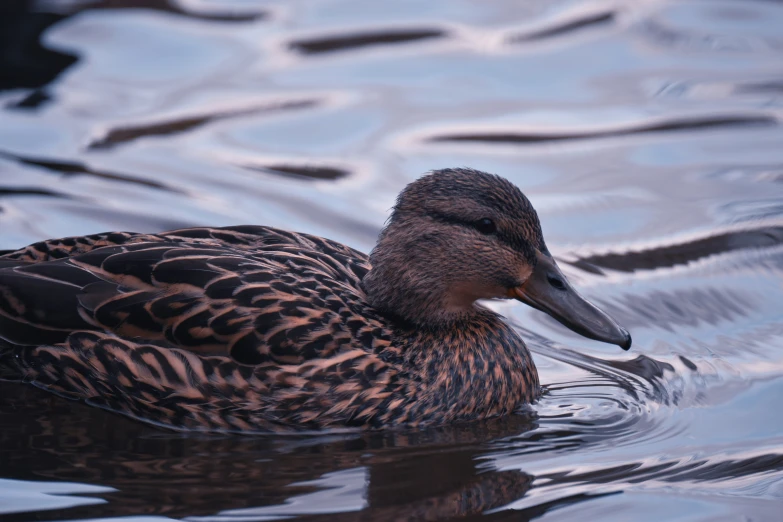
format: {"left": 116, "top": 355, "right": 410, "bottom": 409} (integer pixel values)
{"left": 363, "top": 168, "right": 631, "bottom": 350}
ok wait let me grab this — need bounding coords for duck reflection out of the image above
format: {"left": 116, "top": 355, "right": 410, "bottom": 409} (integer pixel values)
{"left": 0, "top": 382, "right": 536, "bottom": 521}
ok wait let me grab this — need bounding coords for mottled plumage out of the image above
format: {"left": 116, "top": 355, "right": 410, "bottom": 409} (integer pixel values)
{"left": 0, "top": 168, "right": 630, "bottom": 432}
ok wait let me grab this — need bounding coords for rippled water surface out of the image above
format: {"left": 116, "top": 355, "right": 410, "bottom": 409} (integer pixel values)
{"left": 1, "top": 0, "right": 783, "bottom": 520}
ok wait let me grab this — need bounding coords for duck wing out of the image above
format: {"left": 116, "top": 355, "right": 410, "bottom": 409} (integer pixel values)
{"left": 0, "top": 226, "right": 385, "bottom": 366}
{"left": 1, "top": 231, "right": 168, "bottom": 262}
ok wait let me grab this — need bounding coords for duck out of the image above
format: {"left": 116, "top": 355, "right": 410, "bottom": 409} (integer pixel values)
{"left": 0, "top": 168, "right": 630, "bottom": 432}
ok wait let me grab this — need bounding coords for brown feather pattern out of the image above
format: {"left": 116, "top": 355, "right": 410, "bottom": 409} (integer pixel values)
{"left": 0, "top": 226, "right": 539, "bottom": 431}
{"left": 0, "top": 171, "right": 543, "bottom": 432}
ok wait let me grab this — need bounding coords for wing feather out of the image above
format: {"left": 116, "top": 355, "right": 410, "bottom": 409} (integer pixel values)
{"left": 0, "top": 226, "right": 386, "bottom": 368}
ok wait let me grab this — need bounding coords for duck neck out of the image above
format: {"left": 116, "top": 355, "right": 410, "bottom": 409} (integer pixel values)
{"left": 362, "top": 267, "right": 474, "bottom": 327}
{"left": 362, "top": 225, "right": 479, "bottom": 327}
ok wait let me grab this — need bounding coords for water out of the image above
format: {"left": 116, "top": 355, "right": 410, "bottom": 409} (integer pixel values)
{"left": 1, "top": 0, "right": 782, "bottom": 520}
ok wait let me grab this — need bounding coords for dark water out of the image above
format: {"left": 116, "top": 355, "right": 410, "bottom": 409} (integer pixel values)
{"left": 1, "top": 0, "right": 783, "bottom": 520}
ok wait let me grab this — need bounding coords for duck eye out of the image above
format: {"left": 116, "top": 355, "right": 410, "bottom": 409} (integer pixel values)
{"left": 475, "top": 218, "right": 496, "bottom": 235}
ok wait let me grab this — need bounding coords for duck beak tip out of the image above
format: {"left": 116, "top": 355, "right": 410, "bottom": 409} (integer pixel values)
{"left": 619, "top": 329, "right": 632, "bottom": 351}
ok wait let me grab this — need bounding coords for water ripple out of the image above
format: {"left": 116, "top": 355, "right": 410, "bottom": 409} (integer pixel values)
{"left": 0, "top": 150, "right": 178, "bottom": 192}
{"left": 242, "top": 163, "right": 351, "bottom": 181}
{"left": 427, "top": 114, "right": 777, "bottom": 145}
{"left": 288, "top": 29, "right": 446, "bottom": 55}
{"left": 508, "top": 9, "right": 616, "bottom": 43}
{"left": 1, "top": 0, "right": 782, "bottom": 520}
{"left": 564, "top": 225, "right": 783, "bottom": 275}
{"left": 36, "top": 0, "right": 268, "bottom": 23}
{"left": 88, "top": 99, "right": 321, "bottom": 150}
{"left": 0, "top": 186, "right": 74, "bottom": 199}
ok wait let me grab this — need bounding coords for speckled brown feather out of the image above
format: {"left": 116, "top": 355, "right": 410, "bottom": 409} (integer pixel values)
{"left": 0, "top": 169, "right": 543, "bottom": 432}
{"left": 0, "top": 224, "right": 538, "bottom": 431}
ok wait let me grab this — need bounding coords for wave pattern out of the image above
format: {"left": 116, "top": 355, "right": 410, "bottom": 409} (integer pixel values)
{"left": 1, "top": 0, "right": 782, "bottom": 520}
{"left": 427, "top": 115, "right": 777, "bottom": 145}
{"left": 289, "top": 29, "right": 446, "bottom": 55}
{"left": 565, "top": 225, "right": 783, "bottom": 274}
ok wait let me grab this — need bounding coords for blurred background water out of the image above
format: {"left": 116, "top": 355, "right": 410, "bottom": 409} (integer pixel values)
{"left": 1, "top": 0, "right": 782, "bottom": 520}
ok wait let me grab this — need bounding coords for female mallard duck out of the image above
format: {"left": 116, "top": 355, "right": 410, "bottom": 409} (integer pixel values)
{"left": 0, "top": 168, "right": 630, "bottom": 432}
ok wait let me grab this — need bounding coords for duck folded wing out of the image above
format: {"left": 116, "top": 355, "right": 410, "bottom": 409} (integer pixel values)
{"left": 0, "top": 231, "right": 168, "bottom": 263}
{"left": 0, "top": 259, "right": 99, "bottom": 345}
{"left": 0, "top": 240, "right": 380, "bottom": 366}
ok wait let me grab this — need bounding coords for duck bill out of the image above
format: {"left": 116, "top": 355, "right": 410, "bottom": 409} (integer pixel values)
{"left": 509, "top": 250, "right": 632, "bottom": 350}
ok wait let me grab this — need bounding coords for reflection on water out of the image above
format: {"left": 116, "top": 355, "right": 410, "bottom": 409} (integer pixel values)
{"left": 564, "top": 224, "right": 783, "bottom": 274}
{"left": 1, "top": 0, "right": 782, "bottom": 520}
{"left": 289, "top": 29, "right": 446, "bottom": 55}
{"left": 88, "top": 98, "right": 322, "bottom": 150}
{"left": 0, "top": 149, "right": 179, "bottom": 191}
{"left": 428, "top": 114, "right": 777, "bottom": 144}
